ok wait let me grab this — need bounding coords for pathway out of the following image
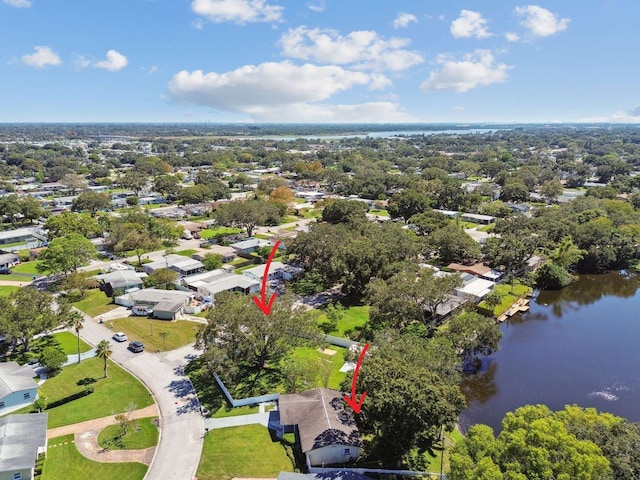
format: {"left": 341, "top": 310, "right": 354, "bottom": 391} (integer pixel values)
{"left": 74, "top": 429, "right": 156, "bottom": 465}
{"left": 203, "top": 412, "right": 271, "bottom": 430}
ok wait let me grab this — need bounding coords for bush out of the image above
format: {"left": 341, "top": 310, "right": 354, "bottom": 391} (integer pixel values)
{"left": 534, "top": 262, "right": 571, "bottom": 290}
{"left": 39, "top": 347, "right": 67, "bottom": 374}
{"left": 47, "top": 387, "right": 94, "bottom": 409}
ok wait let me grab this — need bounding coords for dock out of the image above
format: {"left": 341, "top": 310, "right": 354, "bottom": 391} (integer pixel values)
{"left": 496, "top": 298, "right": 530, "bottom": 322}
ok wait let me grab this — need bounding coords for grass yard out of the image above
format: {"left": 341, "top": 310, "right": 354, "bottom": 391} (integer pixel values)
{"left": 106, "top": 317, "right": 199, "bottom": 352}
{"left": 200, "top": 227, "right": 243, "bottom": 239}
{"left": 278, "top": 216, "right": 299, "bottom": 225}
{"left": 289, "top": 345, "right": 347, "bottom": 391}
{"left": 32, "top": 357, "right": 154, "bottom": 428}
{"left": 196, "top": 425, "right": 296, "bottom": 480}
{"left": 212, "top": 404, "right": 259, "bottom": 418}
{"left": 72, "top": 289, "right": 118, "bottom": 317}
{"left": 477, "top": 223, "right": 496, "bottom": 232}
{"left": 97, "top": 417, "right": 159, "bottom": 450}
{"left": 43, "top": 435, "right": 147, "bottom": 480}
{"left": 369, "top": 209, "right": 389, "bottom": 217}
{"left": 424, "top": 428, "right": 464, "bottom": 474}
{"left": 0, "top": 285, "right": 19, "bottom": 297}
{"left": 175, "top": 249, "right": 198, "bottom": 257}
{"left": 7, "top": 331, "right": 91, "bottom": 364}
{"left": 12, "top": 260, "right": 47, "bottom": 275}
{"left": 317, "top": 305, "right": 370, "bottom": 337}
{"left": 477, "top": 281, "right": 533, "bottom": 317}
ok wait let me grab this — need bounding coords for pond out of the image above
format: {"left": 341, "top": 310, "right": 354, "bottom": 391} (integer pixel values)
{"left": 459, "top": 271, "right": 640, "bottom": 432}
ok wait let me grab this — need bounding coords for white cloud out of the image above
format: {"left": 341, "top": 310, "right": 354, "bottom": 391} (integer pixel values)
{"left": 3, "top": 0, "right": 31, "bottom": 7}
{"left": 148, "top": 65, "right": 158, "bottom": 74}
{"left": 169, "top": 61, "right": 375, "bottom": 109}
{"left": 191, "top": 0, "right": 283, "bottom": 24}
{"left": 514, "top": 5, "right": 570, "bottom": 37}
{"left": 307, "top": 0, "right": 325, "bottom": 13}
{"left": 94, "top": 50, "right": 128, "bottom": 71}
{"left": 450, "top": 10, "right": 492, "bottom": 39}
{"left": 420, "top": 50, "right": 511, "bottom": 93}
{"left": 73, "top": 55, "right": 91, "bottom": 69}
{"left": 581, "top": 106, "right": 640, "bottom": 123}
{"left": 505, "top": 32, "right": 520, "bottom": 42}
{"left": 21, "top": 46, "right": 62, "bottom": 68}
{"left": 166, "top": 61, "right": 405, "bottom": 122}
{"left": 393, "top": 12, "right": 417, "bottom": 29}
{"left": 280, "top": 26, "right": 423, "bottom": 72}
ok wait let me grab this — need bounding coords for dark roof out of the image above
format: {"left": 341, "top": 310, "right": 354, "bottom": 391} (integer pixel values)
{"left": 278, "top": 388, "right": 361, "bottom": 453}
{"left": 0, "top": 413, "right": 47, "bottom": 471}
{"left": 152, "top": 300, "right": 184, "bottom": 313}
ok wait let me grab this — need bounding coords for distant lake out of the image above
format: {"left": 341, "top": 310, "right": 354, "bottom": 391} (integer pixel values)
{"left": 239, "top": 128, "right": 506, "bottom": 141}
{"left": 459, "top": 271, "right": 640, "bottom": 433}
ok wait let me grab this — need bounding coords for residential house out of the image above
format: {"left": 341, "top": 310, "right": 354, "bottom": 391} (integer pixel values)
{"left": 143, "top": 254, "right": 204, "bottom": 277}
{"left": 95, "top": 269, "right": 148, "bottom": 296}
{"left": 447, "top": 262, "right": 504, "bottom": 282}
{"left": 0, "top": 362, "right": 40, "bottom": 413}
{"left": 229, "top": 238, "right": 273, "bottom": 255}
{"left": 242, "top": 262, "right": 301, "bottom": 284}
{"left": 455, "top": 273, "right": 495, "bottom": 302}
{"left": 182, "top": 269, "right": 260, "bottom": 300}
{"left": 460, "top": 213, "right": 495, "bottom": 225}
{"left": 0, "top": 413, "right": 48, "bottom": 480}
{"left": 0, "top": 252, "right": 19, "bottom": 270}
{"left": 114, "top": 288, "right": 193, "bottom": 320}
{"left": 277, "top": 388, "right": 362, "bottom": 467}
{"left": 193, "top": 245, "right": 237, "bottom": 263}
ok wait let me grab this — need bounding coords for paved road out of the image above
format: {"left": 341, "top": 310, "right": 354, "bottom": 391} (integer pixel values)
{"left": 80, "top": 314, "right": 204, "bottom": 480}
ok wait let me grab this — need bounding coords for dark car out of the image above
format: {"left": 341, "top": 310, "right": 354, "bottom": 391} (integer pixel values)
{"left": 128, "top": 341, "right": 144, "bottom": 353}
{"left": 0, "top": 268, "right": 11, "bottom": 274}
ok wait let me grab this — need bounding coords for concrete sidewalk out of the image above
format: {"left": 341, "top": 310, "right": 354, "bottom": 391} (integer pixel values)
{"left": 204, "top": 412, "right": 270, "bottom": 430}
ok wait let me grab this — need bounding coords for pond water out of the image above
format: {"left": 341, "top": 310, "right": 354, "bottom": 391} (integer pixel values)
{"left": 459, "top": 271, "right": 640, "bottom": 433}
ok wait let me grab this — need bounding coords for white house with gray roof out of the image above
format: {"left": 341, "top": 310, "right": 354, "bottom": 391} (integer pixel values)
{"left": 143, "top": 254, "right": 204, "bottom": 277}
{"left": 0, "top": 362, "right": 40, "bottom": 414}
{"left": 0, "top": 413, "right": 47, "bottom": 480}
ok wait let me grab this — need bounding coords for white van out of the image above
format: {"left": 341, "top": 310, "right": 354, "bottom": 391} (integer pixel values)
{"left": 131, "top": 306, "right": 152, "bottom": 316}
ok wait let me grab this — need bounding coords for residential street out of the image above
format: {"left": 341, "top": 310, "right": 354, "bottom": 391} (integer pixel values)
{"left": 80, "top": 315, "right": 204, "bottom": 480}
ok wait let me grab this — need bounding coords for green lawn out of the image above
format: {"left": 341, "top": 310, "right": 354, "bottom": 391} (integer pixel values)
{"left": 278, "top": 216, "right": 299, "bottom": 225}
{"left": 212, "top": 404, "right": 259, "bottom": 418}
{"left": 12, "top": 260, "right": 47, "bottom": 275}
{"left": 424, "top": 428, "right": 464, "bottom": 474}
{"left": 28, "top": 357, "right": 154, "bottom": 428}
{"left": 0, "top": 285, "right": 19, "bottom": 297}
{"left": 175, "top": 249, "right": 198, "bottom": 257}
{"left": 7, "top": 331, "right": 91, "bottom": 364}
{"left": 478, "top": 223, "right": 496, "bottom": 232}
{"left": 477, "top": 282, "right": 533, "bottom": 316}
{"left": 106, "top": 317, "right": 199, "bottom": 352}
{"left": 200, "top": 227, "right": 243, "bottom": 239}
{"left": 317, "top": 305, "right": 370, "bottom": 337}
{"left": 197, "top": 425, "right": 296, "bottom": 480}
{"left": 369, "top": 209, "right": 389, "bottom": 217}
{"left": 43, "top": 435, "right": 147, "bottom": 480}
{"left": 289, "top": 346, "right": 347, "bottom": 391}
{"left": 72, "top": 289, "right": 118, "bottom": 317}
{"left": 97, "top": 417, "right": 159, "bottom": 450}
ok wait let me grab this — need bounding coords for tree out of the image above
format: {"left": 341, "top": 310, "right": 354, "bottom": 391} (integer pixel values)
{"left": 202, "top": 253, "right": 223, "bottom": 271}
{"left": 269, "top": 186, "right": 295, "bottom": 216}
{"left": 45, "top": 211, "right": 103, "bottom": 240}
{"left": 231, "top": 173, "right": 253, "bottom": 190}
{"left": 441, "top": 310, "right": 502, "bottom": 370}
{"left": 482, "top": 290, "right": 503, "bottom": 314}
{"left": 119, "top": 169, "right": 148, "bottom": 196}
{"left": 344, "top": 333, "right": 465, "bottom": 463}
{"left": 197, "top": 292, "right": 322, "bottom": 390}
{"left": 39, "top": 347, "right": 67, "bottom": 374}
{"left": 159, "top": 331, "right": 170, "bottom": 350}
{"left": 548, "top": 236, "right": 586, "bottom": 268}
{"left": 65, "top": 310, "right": 85, "bottom": 364}
{"left": 18, "top": 195, "right": 45, "bottom": 223}
{"left": 499, "top": 181, "right": 530, "bottom": 202}
{"left": 408, "top": 210, "right": 448, "bottom": 236}
{"left": 534, "top": 261, "right": 571, "bottom": 289}
{"left": 387, "top": 189, "right": 429, "bottom": 222}
{"left": 60, "top": 173, "right": 88, "bottom": 194}
{"left": 95, "top": 339, "right": 112, "bottom": 378}
{"left": 483, "top": 233, "right": 536, "bottom": 288}
{"left": 33, "top": 395, "right": 48, "bottom": 413}
{"left": 321, "top": 199, "right": 368, "bottom": 224}
{"left": 320, "top": 301, "right": 345, "bottom": 333}
{"left": 144, "top": 267, "right": 178, "bottom": 289}
{"left": 113, "top": 227, "right": 161, "bottom": 266}
{"left": 450, "top": 405, "right": 612, "bottom": 480}
{"left": 257, "top": 177, "right": 287, "bottom": 195}
{"left": 540, "top": 178, "right": 564, "bottom": 203}
{"left": 214, "top": 200, "right": 282, "bottom": 237}
{"left": 37, "top": 233, "right": 97, "bottom": 276}
{"left": 72, "top": 191, "right": 111, "bottom": 215}
{"left": 153, "top": 174, "right": 182, "bottom": 199}
{"left": 427, "top": 224, "right": 482, "bottom": 264}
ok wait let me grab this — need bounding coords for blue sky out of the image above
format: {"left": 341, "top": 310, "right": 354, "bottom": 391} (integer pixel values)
{"left": 1, "top": 0, "right": 639, "bottom": 123}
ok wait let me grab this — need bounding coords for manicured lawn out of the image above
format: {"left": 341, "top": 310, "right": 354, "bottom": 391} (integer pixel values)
{"left": 369, "top": 209, "right": 389, "bottom": 217}
{"left": 200, "top": 227, "right": 243, "bottom": 239}
{"left": 317, "top": 305, "right": 370, "bottom": 337}
{"left": 289, "top": 346, "right": 347, "bottom": 390}
{"left": 478, "top": 223, "right": 496, "bottom": 232}
{"left": 43, "top": 435, "right": 147, "bottom": 480}
{"left": 477, "top": 282, "right": 533, "bottom": 316}
{"left": 7, "top": 331, "right": 91, "bottom": 364}
{"left": 175, "top": 249, "right": 198, "bottom": 257}
{"left": 0, "top": 285, "right": 19, "bottom": 297}
{"left": 197, "top": 425, "right": 296, "bottom": 480}
{"left": 12, "top": 260, "right": 47, "bottom": 275}
{"left": 424, "top": 428, "right": 464, "bottom": 474}
{"left": 97, "top": 417, "right": 159, "bottom": 450}
{"left": 279, "top": 215, "right": 299, "bottom": 224}
{"left": 106, "top": 317, "right": 199, "bottom": 352}
{"left": 72, "top": 289, "right": 118, "bottom": 317}
{"left": 33, "top": 357, "right": 154, "bottom": 428}
{"left": 212, "top": 404, "right": 259, "bottom": 418}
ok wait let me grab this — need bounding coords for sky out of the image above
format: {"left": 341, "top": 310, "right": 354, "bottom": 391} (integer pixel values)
{"left": 1, "top": 0, "right": 640, "bottom": 124}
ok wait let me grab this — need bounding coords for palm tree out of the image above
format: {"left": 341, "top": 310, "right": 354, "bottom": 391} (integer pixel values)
{"left": 548, "top": 236, "right": 586, "bottom": 268}
{"left": 96, "top": 340, "right": 112, "bottom": 378}
{"left": 66, "top": 311, "right": 85, "bottom": 364}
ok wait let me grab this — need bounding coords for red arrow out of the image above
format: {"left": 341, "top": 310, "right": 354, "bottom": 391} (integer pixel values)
{"left": 252, "top": 240, "right": 281, "bottom": 316}
{"left": 344, "top": 343, "right": 369, "bottom": 414}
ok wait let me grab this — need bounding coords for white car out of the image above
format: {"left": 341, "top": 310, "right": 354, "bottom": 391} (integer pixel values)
{"left": 113, "top": 332, "right": 128, "bottom": 342}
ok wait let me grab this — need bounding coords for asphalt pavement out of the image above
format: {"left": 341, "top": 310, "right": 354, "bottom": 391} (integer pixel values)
{"left": 79, "top": 313, "right": 204, "bottom": 480}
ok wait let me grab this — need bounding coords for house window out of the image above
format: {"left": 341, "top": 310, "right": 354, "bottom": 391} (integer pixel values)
{"left": 24, "top": 392, "right": 30, "bottom": 399}
{"left": 0, "top": 402, "right": 4, "bottom": 408}
{"left": 344, "top": 448, "right": 351, "bottom": 455}
{"left": 14, "top": 473, "right": 23, "bottom": 480}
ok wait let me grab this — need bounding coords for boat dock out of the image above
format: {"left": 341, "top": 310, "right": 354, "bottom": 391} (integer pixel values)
{"left": 497, "top": 298, "right": 530, "bottom": 322}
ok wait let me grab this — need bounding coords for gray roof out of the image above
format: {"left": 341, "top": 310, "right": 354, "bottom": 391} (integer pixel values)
{"left": 278, "top": 388, "right": 361, "bottom": 454}
{"left": 0, "top": 253, "right": 18, "bottom": 264}
{"left": 0, "top": 413, "right": 48, "bottom": 471}
{"left": 230, "top": 238, "right": 272, "bottom": 251}
{"left": 95, "top": 270, "right": 147, "bottom": 289}
{"left": 152, "top": 300, "right": 184, "bottom": 313}
{"left": 0, "top": 362, "right": 40, "bottom": 398}
{"left": 118, "top": 288, "right": 192, "bottom": 305}
{"left": 145, "top": 254, "right": 203, "bottom": 273}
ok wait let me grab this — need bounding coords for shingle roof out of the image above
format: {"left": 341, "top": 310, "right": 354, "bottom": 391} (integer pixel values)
{"left": 0, "top": 362, "right": 39, "bottom": 399}
{"left": 0, "top": 413, "right": 47, "bottom": 471}
{"left": 278, "top": 388, "right": 361, "bottom": 454}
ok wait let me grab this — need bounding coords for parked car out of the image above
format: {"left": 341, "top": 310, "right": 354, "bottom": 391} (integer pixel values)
{"left": 0, "top": 268, "right": 11, "bottom": 274}
{"left": 129, "top": 341, "right": 144, "bottom": 353}
{"left": 112, "top": 332, "right": 127, "bottom": 342}
{"left": 131, "top": 306, "right": 152, "bottom": 316}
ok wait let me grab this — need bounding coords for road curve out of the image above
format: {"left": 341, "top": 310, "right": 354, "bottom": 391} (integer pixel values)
{"left": 80, "top": 314, "right": 204, "bottom": 480}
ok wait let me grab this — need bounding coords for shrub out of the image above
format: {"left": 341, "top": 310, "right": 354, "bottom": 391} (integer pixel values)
{"left": 47, "top": 387, "right": 94, "bottom": 409}
{"left": 534, "top": 262, "right": 571, "bottom": 290}
{"left": 39, "top": 347, "right": 66, "bottom": 374}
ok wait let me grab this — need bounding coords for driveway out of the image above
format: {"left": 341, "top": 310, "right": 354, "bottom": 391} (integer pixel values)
{"left": 80, "top": 314, "right": 204, "bottom": 480}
